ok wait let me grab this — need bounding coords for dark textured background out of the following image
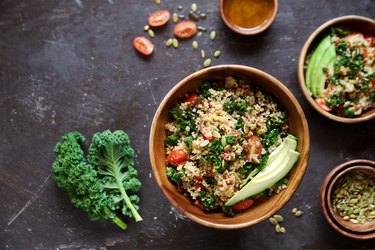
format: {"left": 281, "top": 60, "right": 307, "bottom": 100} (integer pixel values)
{"left": 0, "top": 0, "right": 374, "bottom": 249}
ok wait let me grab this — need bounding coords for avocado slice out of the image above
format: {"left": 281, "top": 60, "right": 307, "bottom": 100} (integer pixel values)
{"left": 315, "top": 46, "right": 335, "bottom": 96}
{"left": 225, "top": 136, "right": 299, "bottom": 206}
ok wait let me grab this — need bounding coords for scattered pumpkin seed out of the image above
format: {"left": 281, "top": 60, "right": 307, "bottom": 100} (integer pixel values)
{"left": 343, "top": 216, "right": 350, "bottom": 220}
{"left": 166, "top": 38, "right": 173, "bottom": 47}
{"left": 274, "top": 214, "right": 284, "bottom": 222}
{"left": 188, "top": 11, "right": 200, "bottom": 22}
{"left": 280, "top": 227, "right": 286, "bottom": 233}
{"left": 269, "top": 217, "right": 278, "bottom": 226}
{"left": 210, "top": 30, "right": 217, "bottom": 40}
{"left": 172, "top": 38, "right": 179, "bottom": 48}
{"left": 200, "top": 140, "right": 209, "bottom": 147}
{"left": 192, "top": 41, "right": 198, "bottom": 50}
{"left": 148, "top": 29, "right": 155, "bottom": 38}
{"left": 275, "top": 224, "right": 281, "bottom": 233}
{"left": 292, "top": 208, "right": 298, "bottom": 214}
{"left": 197, "top": 31, "right": 203, "bottom": 37}
{"left": 191, "top": 3, "right": 198, "bottom": 12}
{"left": 350, "top": 219, "right": 359, "bottom": 224}
{"left": 295, "top": 211, "right": 303, "bottom": 217}
{"left": 214, "top": 50, "right": 221, "bottom": 58}
{"left": 173, "top": 13, "right": 179, "bottom": 23}
{"left": 200, "top": 49, "right": 205, "bottom": 58}
{"left": 203, "top": 58, "right": 211, "bottom": 68}
{"left": 154, "top": 0, "right": 160, "bottom": 5}
{"left": 197, "top": 26, "right": 207, "bottom": 32}
{"left": 144, "top": 25, "right": 150, "bottom": 31}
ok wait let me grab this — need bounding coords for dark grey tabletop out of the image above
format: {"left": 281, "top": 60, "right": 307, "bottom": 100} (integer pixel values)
{"left": 1, "top": 0, "right": 374, "bottom": 249}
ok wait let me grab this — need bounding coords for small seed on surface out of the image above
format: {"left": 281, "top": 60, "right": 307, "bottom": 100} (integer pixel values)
{"left": 191, "top": 3, "right": 198, "bottom": 12}
{"left": 154, "top": 0, "right": 160, "bottom": 5}
{"left": 201, "top": 49, "right": 205, "bottom": 58}
{"left": 292, "top": 208, "right": 298, "bottom": 213}
{"left": 295, "top": 211, "right": 303, "bottom": 217}
{"left": 203, "top": 58, "right": 211, "bottom": 68}
{"left": 210, "top": 30, "right": 217, "bottom": 40}
{"left": 274, "top": 214, "right": 284, "bottom": 222}
{"left": 144, "top": 25, "right": 150, "bottom": 31}
{"left": 269, "top": 217, "right": 278, "bottom": 226}
{"left": 280, "top": 227, "right": 286, "bottom": 233}
{"left": 192, "top": 41, "right": 198, "bottom": 50}
{"left": 197, "top": 31, "right": 203, "bottom": 37}
{"left": 173, "top": 13, "right": 179, "bottom": 23}
{"left": 214, "top": 50, "right": 221, "bottom": 58}
{"left": 172, "top": 38, "right": 179, "bottom": 48}
{"left": 148, "top": 29, "right": 155, "bottom": 38}
{"left": 275, "top": 224, "right": 281, "bottom": 233}
{"left": 166, "top": 38, "right": 173, "bottom": 47}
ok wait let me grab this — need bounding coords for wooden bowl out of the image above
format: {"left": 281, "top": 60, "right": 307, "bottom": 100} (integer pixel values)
{"left": 220, "top": 0, "right": 278, "bottom": 35}
{"left": 320, "top": 159, "right": 375, "bottom": 239}
{"left": 297, "top": 15, "right": 375, "bottom": 123}
{"left": 149, "top": 65, "right": 310, "bottom": 229}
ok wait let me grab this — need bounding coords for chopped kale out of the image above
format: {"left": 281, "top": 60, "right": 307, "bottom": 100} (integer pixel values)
{"left": 200, "top": 191, "right": 216, "bottom": 210}
{"left": 210, "top": 140, "right": 224, "bottom": 154}
{"left": 166, "top": 167, "right": 184, "bottom": 186}
{"left": 164, "top": 134, "right": 179, "bottom": 146}
{"left": 225, "top": 135, "right": 236, "bottom": 145}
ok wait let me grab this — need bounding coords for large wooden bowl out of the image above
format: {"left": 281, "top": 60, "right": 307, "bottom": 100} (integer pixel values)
{"left": 298, "top": 15, "right": 375, "bottom": 123}
{"left": 149, "top": 65, "right": 310, "bottom": 229}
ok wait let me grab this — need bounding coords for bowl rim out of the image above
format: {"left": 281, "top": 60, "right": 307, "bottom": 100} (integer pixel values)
{"left": 219, "top": 0, "right": 278, "bottom": 35}
{"left": 297, "top": 15, "right": 375, "bottom": 123}
{"left": 320, "top": 159, "right": 375, "bottom": 239}
{"left": 149, "top": 64, "right": 310, "bottom": 229}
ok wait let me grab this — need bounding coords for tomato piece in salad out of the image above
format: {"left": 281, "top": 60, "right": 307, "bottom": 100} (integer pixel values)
{"left": 133, "top": 37, "right": 154, "bottom": 55}
{"left": 167, "top": 149, "right": 188, "bottom": 165}
{"left": 174, "top": 21, "right": 197, "bottom": 38}
{"left": 199, "top": 123, "right": 213, "bottom": 140}
{"left": 245, "top": 135, "right": 262, "bottom": 162}
{"left": 315, "top": 98, "right": 333, "bottom": 112}
{"left": 185, "top": 93, "right": 199, "bottom": 106}
{"left": 148, "top": 10, "right": 170, "bottom": 27}
{"left": 232, "top": 198, "right": 255, "bottom": 211}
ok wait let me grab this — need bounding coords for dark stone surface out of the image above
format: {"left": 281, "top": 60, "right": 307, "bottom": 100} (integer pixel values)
{"left": 0, "top": 0, "right": 374, "bottom": 249}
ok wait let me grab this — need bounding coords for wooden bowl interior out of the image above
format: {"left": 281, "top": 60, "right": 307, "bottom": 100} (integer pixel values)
{"left": 298, "top": 16, "right": 375, "bottom": 123}
{"left": 320, "top": 159, "right": 375, "bottom": 239}
{"left": 150, "top": 65, "right": 310, "bottom": 229}
{"left": 219, "top": 0, "right": 278, "bottom": 35}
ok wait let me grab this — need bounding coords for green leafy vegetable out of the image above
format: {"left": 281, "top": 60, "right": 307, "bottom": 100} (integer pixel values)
{"left": 200, "top": 191, "right": 216, "bottom": 210}
{"left": 210, "top": 140, "right": 223, "bottom": 154}
{"left": 166, "top": 167, "right": 184, "bottom": 185}
{"left": 225, "top": 135, "right": 236, "bottom": 145}
{"left": 164, "top": 134, "right": 179, "bottom": 146}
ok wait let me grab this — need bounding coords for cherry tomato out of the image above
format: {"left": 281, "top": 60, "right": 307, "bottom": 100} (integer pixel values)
{"left": 133, "top": 37, "right": 154, "bottom": 55}
{"left": 315, "top": 98, "right": 333, "bottom": 112}
{"left": 232, "top": 199, "right": 255, "bottom": 212}
{"left": 174, "top": 21, "right": 197, "bottom": 38}
{"left": 148, "top": 10, "right": 170, "bottom": 27}
{"left": 371, "top": 78, "right": 375, "bottom": 86}
{"left": 199, "top": 123, "right": 213, "bottom": 140}
{"left": 167, "top": 149, "right": 188, "bottom": 165}
{"left": 194, "top": 184, "right": 204, "bottom": 189}
{"left": 364, "top": 35, "right": 375, "bottom": 47}
{"left": 185, "top": 93, "right": 198, "bottom": 106}
{"left": 194, "top": 176, "right": 204, "bottom": 181}
{"left": 245, "top": 135, "right": 262, "bottom": 162}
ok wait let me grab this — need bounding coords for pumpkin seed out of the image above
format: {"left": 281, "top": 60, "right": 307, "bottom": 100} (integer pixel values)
{"left": 280, "top": 227, "right": 286, "bottom": 233}
{"left": 200, "top": 140, "right": 209, "bottom": 147}
{"left": 166, "top": 38, "right": 173, "bottom": 47}
{"left": 200, "top": 49, "right": 205, "bottom": 58}
{"left": 210, "top": 30, "right": 217, "bottom": 40}
{"left": 212, "top": 130, "right": 221, "bottom": 139}
{"left": 275, "top": 224, "right": 281, "bottom": 233}
{"left": 185, "top": 126, "right": 190, "bottom": 132}
{"left": 197, "top": 31, "right": 203, "bottom": 37}
{"left": 295, "top": 211, "right": 303, "bottom": 217}
{"left": 214, "top": 50, "right": 221, "bottom": 58}
{"left": 197, "top": 26, "right": 207, "bottom": 32}
{"left": 269, "top": 217, "right": 278, "bottom": 226}
{"left": 274, "top": 214, "right": 284, "bottom": 222}
{"left": 203, "top": 58, "right": 211, "bottom": 68}
{"left": 188, "top": 11, "right": 200, "bottom": 21}
{"left": 172, "top": 38, "right": 179, "bottom": 48}
{"left": 350, "top": 219, "right": 358, "bottom": 224}
{"left": 343, "top": 216, "right": 350, "bottom": 220}
{"left": 154, "top": 0, "right": 160, "bottom": 5}
{"left": 221, "top": 136, "right": 227, "bottom": 147}
{"left": 191, "top": 3, "right": 198, "bottom": 12}
{"left": 292, "top": 208, "right": 298, "bottom": 214}
{"left": 144, "top": 25, "right": 150, "bottom": 31}
{"left": 173, "top": 13, "right": 179, "bottom": 23}
{"left": 148, "top": 29, "right": 155, "bottom": 38}
{"left": 192, "top": 41, "right": 198, "bottom": 50}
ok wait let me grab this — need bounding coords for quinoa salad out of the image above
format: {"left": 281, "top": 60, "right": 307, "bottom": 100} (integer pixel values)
{"left": 164, "top": 76, "right": 290, "bottom": 215}
{"left": 313, "top": 28, "right": 374, "bottom": 117}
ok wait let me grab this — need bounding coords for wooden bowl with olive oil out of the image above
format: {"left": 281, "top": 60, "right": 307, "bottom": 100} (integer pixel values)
{"left": 321, "top": 159, "right": 375, "bottom": 239}
{"left": 149, "top": 65, "right": 310, "bottom": 229}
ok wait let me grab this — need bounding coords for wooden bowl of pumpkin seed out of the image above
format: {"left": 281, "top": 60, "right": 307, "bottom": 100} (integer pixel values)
{"left": 321, "top": 159, "right": 375, "bottom": 240}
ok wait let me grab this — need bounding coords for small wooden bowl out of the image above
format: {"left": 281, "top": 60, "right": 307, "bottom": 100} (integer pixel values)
{"left": 320, "top": 159, "right": 375, "bottom": 239}
{"left": 149, "top": 65, "right": 310, "bottom": 229}
{"left": 298, "top": 15, "right": 375, "bottom": 123}
{"left": 220, "top": 0, "right": 278, "bottom": 35}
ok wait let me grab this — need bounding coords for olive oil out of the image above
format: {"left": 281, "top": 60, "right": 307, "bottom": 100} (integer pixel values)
{"left": 223, "top": 0, "right": 274, "bottom": 30}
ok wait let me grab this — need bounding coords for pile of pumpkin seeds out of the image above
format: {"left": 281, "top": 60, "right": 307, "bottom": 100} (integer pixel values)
{"left": 332, "top": 171, "right": 375, "bottom": 224}
{"left": 269, "top": 214, "right": 286, "bottom": 233}
{"left": 292, "top": 207, "right": 303, "bottom": 217}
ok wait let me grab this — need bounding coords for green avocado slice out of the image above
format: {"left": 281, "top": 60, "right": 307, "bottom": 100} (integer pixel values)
{"left": 315, "top": 46, "right": 336, "bottom": 96}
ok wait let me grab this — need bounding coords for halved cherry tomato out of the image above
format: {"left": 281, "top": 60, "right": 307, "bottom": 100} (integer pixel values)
{"left": 185, "top": 93, "right": 198, "bottom": 106}
{"left": 194, "top": 176, "right": 204, "bottom": 181}
{"left": 232, "top": 199, "right": 255, "bottom": 211}
{"left": 199, "top": 122, "right": 213, "bottom": 140}
{"left": 245, "top": 135, "right": 262, "bottom": 162}
{"left": 174, "top": 21, "right": 197, "bottom": 38}
{"left": 315, "top": 98, "right": 333, "bottom": 112}
{"left": 364, "top": 35, "right": 375, "bottom": 47}
{"left": 371, "top": 78, "right": 375, "bottom": 86}
{"left": 167, "top": 149, "right": 188, "bottom": 165}
{"left": 133, "top": 37, "right": 154, "bottom": 55}
{"left": 148, "top": 10, "right": 170, "bottom": 27}
{"left": 194, "top": 183, "right": 204, "bottom": 189}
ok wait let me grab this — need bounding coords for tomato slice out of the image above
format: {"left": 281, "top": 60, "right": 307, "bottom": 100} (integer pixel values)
{"left": 245, "top": 135, "right": 262, "bottom": 162}
{"left": 148, "top": 10, "right": 170, "bottom": 27}
{"left": 364, "top": 35, "right": 375, "bottom": 47}
{"left": 185, "top": 93, "right": 199, "bottom": 106}
{"left": 174, "top": 21, "right": 197, "bottom": 38}
{"left": 315, "top": 98, "right": 333, "bottom": 112}
{"left": 133, "top": 37, "right": 154, "bottom": 55}
{"left": 232, "top": 198, "right": 255, "bottom": 211}
{"left": 167, "top": 149, "right": 188, "bottom": 165}
{"left": 199, "top": 123, "right": 213, "bottom": 140}
{"left": 194, "top": 176, "right": 204, "bottom": 181}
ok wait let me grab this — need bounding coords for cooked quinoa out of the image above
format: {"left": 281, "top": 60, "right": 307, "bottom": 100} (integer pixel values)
{"left": 318, "top": 28, "right": 375, "bottom": 117}
{"left": 164, "top": 77, "right": 290, "bottom": 215}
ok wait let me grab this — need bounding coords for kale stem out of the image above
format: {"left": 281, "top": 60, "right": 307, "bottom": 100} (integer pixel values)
{"left": 104, "top": 207, "right": 127, "bottom": 230}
